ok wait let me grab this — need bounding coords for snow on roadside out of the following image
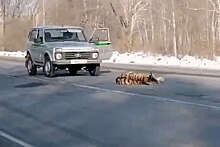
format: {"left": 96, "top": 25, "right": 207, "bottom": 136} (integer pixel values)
{"left": 0, "top": 51, "right": 26, "bottom": 58}
{"left": 0, "top": 51, "right": 220, "bottom": 70}
{"left": 103, "top": 51, "right": 220, "bottom": 70}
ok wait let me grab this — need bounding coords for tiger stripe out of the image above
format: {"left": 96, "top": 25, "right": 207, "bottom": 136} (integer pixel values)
{"left": 116, "top": 72, "right": 162, "bottom": 86}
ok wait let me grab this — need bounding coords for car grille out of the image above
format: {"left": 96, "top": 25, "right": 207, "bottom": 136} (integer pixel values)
{"left": 63, "top": 52, "right": 92, "bottom": 60}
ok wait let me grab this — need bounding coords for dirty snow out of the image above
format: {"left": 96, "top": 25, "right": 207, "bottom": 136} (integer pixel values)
{"left": 0, "top": 51, "right": 220, "bottom": 70}
{"left": 103, "top": 51, "right": 220, "bottom": 70}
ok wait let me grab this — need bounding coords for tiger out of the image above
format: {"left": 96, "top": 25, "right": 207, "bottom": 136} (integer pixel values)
{"left": 116, "top": 72, "right": 165, "bottom": 86}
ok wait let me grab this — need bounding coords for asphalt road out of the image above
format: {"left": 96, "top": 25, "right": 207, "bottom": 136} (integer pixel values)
{"left": 0, "top": 58, "right": 220, "bottom": 147}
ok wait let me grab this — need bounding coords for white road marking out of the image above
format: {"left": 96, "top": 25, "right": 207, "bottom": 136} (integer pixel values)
{"left": 0, "top": 130, "right": 34, "bottom": 147}
{"left": 30, "top": 76, "right": 220, "bottom": 111}
{"left": 72, "top": 84, "right": 220, "bottom": 110}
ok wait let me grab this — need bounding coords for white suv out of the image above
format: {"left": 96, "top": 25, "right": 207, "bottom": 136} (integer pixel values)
{"left": 25, "top": 26, "right": 113, "bottom": 77}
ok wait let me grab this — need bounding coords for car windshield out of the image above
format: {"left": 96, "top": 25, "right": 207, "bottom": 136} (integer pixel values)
{"left": 44, "top": 28, "right": 86, "bottom": 42}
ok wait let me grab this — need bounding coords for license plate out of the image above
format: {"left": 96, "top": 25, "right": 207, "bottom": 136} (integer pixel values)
{"left": 70, "top": 60, "right": 87, "bottom": 64}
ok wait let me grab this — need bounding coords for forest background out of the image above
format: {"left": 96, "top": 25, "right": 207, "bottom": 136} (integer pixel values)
{"left": 1, "top": 0, "right": 220, "bottom": 58}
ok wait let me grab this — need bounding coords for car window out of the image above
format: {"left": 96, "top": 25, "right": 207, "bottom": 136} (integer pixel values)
{"left": 29, "top": 30, "right": 38, "bottom": 42}
{"left": 90, "top": 29, "right": 109, "bottom": 42}
{"left": 44, "top": 28, "right": 86, "bottom": 42}
{"left": 38, "top": 29, "right": 43, "bottom": 43}
{"left": 38, "top": 29, "right": 43, "bottom": 38}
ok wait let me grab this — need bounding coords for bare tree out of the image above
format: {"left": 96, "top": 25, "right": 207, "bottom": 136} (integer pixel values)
{"left": 0, "top": 0, "right": 9, "bottom": 50}
{"left": 1, "top": 0, "right": 220, "bottom": 57}
{"left": 149, "top": 0, "right": 154, "bottom": 42}
{"left": 110, "top": 0, "right": 148, "bottom": 51}
{"left": 171, "top": 0, "right": 177, "bottom": 56}
{"left": 209, "top": 0, "right": 217, "bottom": 57}
{"left": 25, "top": 0, "right": 40, "bottom": 26}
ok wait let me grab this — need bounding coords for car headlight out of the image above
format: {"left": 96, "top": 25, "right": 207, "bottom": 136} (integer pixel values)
{"left": 92, "top": 52, "right": 99, "bottom": 59}
{"left": 55, "top": 53, "right": 63, "bottom": 60}
{"left": 55, "top": 48, "right": 62, "bottom": 52}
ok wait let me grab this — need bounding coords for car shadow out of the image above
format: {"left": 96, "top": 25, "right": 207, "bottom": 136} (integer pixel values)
{"left": 36, "top": 69, "right": 112, "bottom": 78}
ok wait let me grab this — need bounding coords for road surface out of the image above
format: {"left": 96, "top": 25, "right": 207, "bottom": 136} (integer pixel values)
{"left": 0, "top": 58, "right": 220, "bottom": 147}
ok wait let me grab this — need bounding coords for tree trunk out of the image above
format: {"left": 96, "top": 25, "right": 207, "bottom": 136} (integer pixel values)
{"left": 95, "top": 0, "right": 100, "bottom": 27}
{"left": 2, "top": 2, "right": 5, "bottom": 51}
{"left": 150, "top": 0, "right": 154, "bottom": 42}
{"left": 206, "top": 0, "right": 210, "bottom": 50}
{"left": 162, "top": 6, "right": 167, "bottom": 53}
{"left": 129, "top": 14, "right": 135, "bottom": 52}
{"left": 144, "top": 19, "right": 149, "bottom": 44}
{"left": 43, "top": 0, "right": 46, "bottom": 26}
{"left": 211, "top": 11, "right": 216, "bottom": 57}
{"left": 217, "top": 0, "right": 220, "bottom": 40}
{"left": 55, "top": 0, "right": 58, "bottom": 25}
{"left": 83, "top": 0, "right": 88, "bottom": 19}
{"left": 172, "top": 0, "right": 177, "bottom": 57}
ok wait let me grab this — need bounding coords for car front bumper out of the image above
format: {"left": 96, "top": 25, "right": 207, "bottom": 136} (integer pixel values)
{"left": 53, "top": 59, "right": 100, "bottom": 65}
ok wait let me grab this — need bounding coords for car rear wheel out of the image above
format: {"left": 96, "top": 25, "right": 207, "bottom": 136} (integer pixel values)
{"left": 44, "top": 56, "right": 55, "bottom": 77}
{"left": 25, "top": 55, "right": 37, "bottom": 76}
{"left": 89, "top": 65, "right": 100, "bottom": 76}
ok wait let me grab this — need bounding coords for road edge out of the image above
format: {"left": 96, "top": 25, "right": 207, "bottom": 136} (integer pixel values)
{"left": 0, "top": 56, "right": 219, "bottom": 77}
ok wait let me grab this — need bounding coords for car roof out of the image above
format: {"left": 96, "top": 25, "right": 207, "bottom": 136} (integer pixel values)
{"left": 33, "top": 26, "right": 83, "bottom": 30}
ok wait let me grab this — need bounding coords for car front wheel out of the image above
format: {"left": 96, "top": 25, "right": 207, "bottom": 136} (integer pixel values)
{"left": 44, "top": 56, "right": 55, "bottom": 77}
{"left": 89, "top": 65, "right": 100, "bottom": 76}
{"left": 25, "top": 55, "right": 37, "bottom": 76}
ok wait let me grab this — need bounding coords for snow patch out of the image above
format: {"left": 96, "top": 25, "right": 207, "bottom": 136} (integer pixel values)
{"left": 103, "top": 51, "right": 220, "bottom": 70}
{"left": 0, "top": 51, "right": 26, "bottom": 58}
{"left": 1, "top": 51, "right": 220, "bottom": 70}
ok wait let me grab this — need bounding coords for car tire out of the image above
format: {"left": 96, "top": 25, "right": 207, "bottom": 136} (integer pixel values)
{"left": 25, "top": 54, "right": 37, "bottom": 76}
{"left": 89, "top": 65, "right": 100, "bottom": 76}
{"left": 44, "top": 56, "right": 55, "bottom": 77}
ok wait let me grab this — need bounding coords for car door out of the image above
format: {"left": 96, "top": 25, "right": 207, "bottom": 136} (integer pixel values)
{"left": 28, "top": 29, "right": 39, "bottom": 62}
{"left": 35, "top": 29, "right": 45, "bottom": 63}
{"left": 89, "top": 28, "right": 113, "bottom": 60}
